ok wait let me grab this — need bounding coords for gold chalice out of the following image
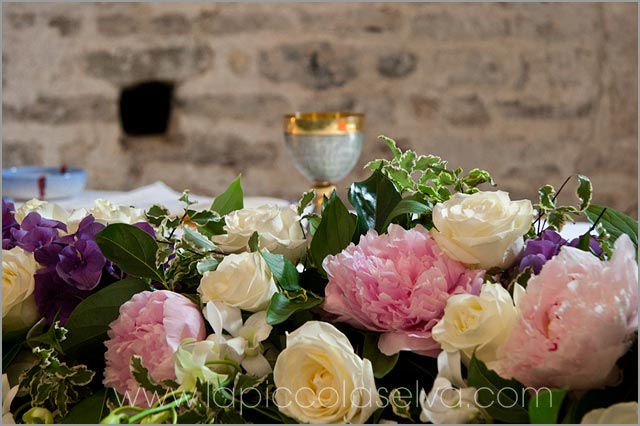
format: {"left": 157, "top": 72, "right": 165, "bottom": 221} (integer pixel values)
{"left": 283, "top": 112, "right": 365, "bottom": 213}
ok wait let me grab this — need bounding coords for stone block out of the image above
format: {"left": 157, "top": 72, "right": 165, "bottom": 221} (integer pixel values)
{"left": 443, "top": 95, "right": 490, "bottom": 126}
{"left": 151, "top": 13, "right": 189, "bottom": 35}
{"left": 297, "top": 4, "right": 402, "bottom": 35}
{"left": 3, "top": 95, "right": 117, "bottom": 124}
{"left": 175, "top": 94, "right": 292, "bottom": 126}
{"left": 195, "top": 8, "right": 290, "bottom": 34}
{"left": 2, "top": 140, "right": 44, "bottom": 165}
{"left": 411, "top": 6, "right": 510, "bottom": 40}
{"left": 259, "top": 42, "right": 359, "bottom": 90}
{"left": 48, "top": 15, "right": 81, "bottom": 36}
{"left": 227, "top": 50, "right": 251, "bottom": 76}
{"left": 377, "top": 51, "right": 417, "bottom": 79}
{"left": 96, "top": 13, "right": 139, "bottom": 37}
{"left": 6, "top": 12, "right": 36, "bottom": 29}
{"left": 186, "top": 133, "right": 279, "bottom": 168}
{"left": 495, "top": 97, "right": 593, "bottom": 120}
{"left": 85, "top": 45, "right": 213, "bottom": 86}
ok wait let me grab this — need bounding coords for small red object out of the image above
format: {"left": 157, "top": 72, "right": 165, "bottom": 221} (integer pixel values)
{"left": 38, "top": 175, "right": 46, "bottom": 199}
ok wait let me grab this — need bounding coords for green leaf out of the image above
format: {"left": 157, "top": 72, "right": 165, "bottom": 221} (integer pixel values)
{"left": 348, "top": 170, "right": 402, "bottom": 235}
{"left": 382, "top": 198, "right": 430, "bottom": 230}
{"left": 297, "top": 191, "right": 316, "bottom": 215}
{"left": 62, "top": 278, "right": 149, "bottom": 354}
{"left": 467, "top": 356, "right": 529, "bottom": 423}
{"left": 309, "top": 192, "right": 356, "bottom": 271}
{"left": 210, "top": 175, "right": 243, "bottom": 215}
{"left": 130, "top": 355, "right": 167, "bottom": 394}
{"left": 145, "top": 204, "right": 170, "bottom": 226}
{"left": 538, "top": 185, "right": 556, "bottom": 210}
{"left": 585, "top": 204, "right": 638, "bottom": 250}
{"left": 248, "top": 231, "right": 260, "bottom": 252}
{"left": 96, "top": 224, "right": 164, "bottom": 283}
{"left": 260, "top": 251, "right": 300, "bottom": 292}
{"left": 183, "top": 226, "right": 216, "bottom": 250}
{"left": 576, "top": 175, "right": 592, "bottom": 211}
{"left": 27, "top": 321, "right": 67, "bottom": 354}
{"left": 363, "top": 333, "right": 399, "bottom": 379}
{"left": 266, "top": 292, "right": 323, "bottom": 325}
{"left": 2, "top": 343, "right": 22, "bottom": 371}
{"left": 529, "top": 389, "right": 567, "bottom": 424}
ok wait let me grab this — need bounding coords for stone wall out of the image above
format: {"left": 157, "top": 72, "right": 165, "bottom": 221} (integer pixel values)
{"left": 2, "top": 2, "right": 637, "bottom": 216}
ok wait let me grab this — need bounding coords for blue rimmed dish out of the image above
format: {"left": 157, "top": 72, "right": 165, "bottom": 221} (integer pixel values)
{"left": 2, "top": 166, "right": 87, "bottom": 200}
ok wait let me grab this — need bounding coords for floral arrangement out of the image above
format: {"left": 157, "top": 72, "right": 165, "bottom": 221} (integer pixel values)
{"left": 2, "top": 137, "right": 637, "bottom": 424}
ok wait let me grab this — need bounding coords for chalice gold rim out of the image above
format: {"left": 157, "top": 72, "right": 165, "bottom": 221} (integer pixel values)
{"left": 284, "top": 112, "right": 365, "bottom": 135}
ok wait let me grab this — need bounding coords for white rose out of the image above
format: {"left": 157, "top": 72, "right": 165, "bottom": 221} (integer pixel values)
{"left": 2, "top": 247, "right": 40, "bottom": 332}
{"left": 432, "top": 283, "right": 521, "bottom": 364}
{"left": 14, "top": 199, "right": 69, "bottom": 224}
{"left": 213, "top": 205, "right": 307, "bottom": 262}
{"left": 420, "top": 351, "right": 482, "bottom": 424}
{"left": 581, "top": 402, "right": 639, "bottom": 424}
{"left": 198, "top": 252, "right": 277, "bottom": 312}
{"left": 273, "top": 321, "right": 380, "bottom": 424}
{"left": 89, "top": 199, "right": 146, "bottom": 225}
{"left": 430, "top": 191, "right": 533, "bottom": 269}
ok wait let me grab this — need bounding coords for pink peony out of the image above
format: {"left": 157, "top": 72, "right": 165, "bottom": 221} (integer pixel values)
{"left": 322, "top": 224, "right": 484, "bottom": 356}
{"left": 103, "top": 290, "right": 205, "bottom": 406}
{"left": 497, "top": 234, "right": 638, "bottom": 390}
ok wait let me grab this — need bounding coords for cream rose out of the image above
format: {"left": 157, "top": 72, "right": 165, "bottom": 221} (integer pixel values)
{"left": 198, "top": 252, "right": 277, "bottom": 312}
{"left": 213, "top": 205, "right": 307, "bottom": 262}
{"left": 432, "top": 283, "right": 522, "bottom": 364}
{"left": 430, "top": 191, "right": 533, "bottom": 269}
{"left": 89, "top": 199, "right": 146, "bottom": 225}
{"left": 581, "top": 402, "right": 639, "bottom": 424}
{"left": 14, "top": 199, "right": 70, "bottom": 224}
{"left": 273, "top": 321, "right": 380, "bottom": 424}
{"left": 2, "top": 247, "right": 40, "bottom": 332}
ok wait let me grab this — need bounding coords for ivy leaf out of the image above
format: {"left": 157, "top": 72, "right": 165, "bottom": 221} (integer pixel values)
{"left": 210, "top": 175, "right": 243, "bottom": 215}
{"left": 538, "top": 185, "right": 556, "bottom": 210}
{"left": 363, "top": 333, "right": 399, "bottom": 379}
{"left": 297, "top": 191, "right": 316, "bottom": 215}
{"left": 96, "top": 224, "right": 164, "bottom": 283}
{"left": 379, "top": 135, "right": 402, "bottom": 160}
{"left": 130, "top": 355, "right": 167, "bottom": 394}
{"left": 145, "top": 204, "right": 170, "bottom": 226}
{"left": 266, "top": 292, "right": 323, "bottom": 325}
{"left": 576, "top": 175, "right": 592, "bottom": 211}
{"left": 196, "top": 255, "right": 220, "bottom": 274}
{"left": 585, "top": 204, "right": 638, "bottom": 250}
{"left": 467, "top": 356, "right": 529, "bottom": 423}
{"left": 529, "top": 389, "right": 567, "bottom": 424}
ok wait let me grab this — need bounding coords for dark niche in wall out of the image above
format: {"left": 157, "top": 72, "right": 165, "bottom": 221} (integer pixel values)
{"left": 119, "top": 81, "right": 174, "bottom": 136}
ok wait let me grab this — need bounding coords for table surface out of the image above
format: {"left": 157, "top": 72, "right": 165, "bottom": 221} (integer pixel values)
{"left": 10, "top": 180, "right": 592, "bottom": 240}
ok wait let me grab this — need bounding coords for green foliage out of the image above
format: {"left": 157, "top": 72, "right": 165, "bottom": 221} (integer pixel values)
{"left": 266, "top": 292, "right": 323, "bottom": 325}
{"left": 532, "top": 175, "right": 593, "bottom": 234}
{"left": 467, "top": 356, "right": 529, "bottom": 423}
{"left": 62, "top": 390, "right": 107, "bottom": 424}
{"left": 130, "top": 355, "right": 168, "bottom": 395}
{"left": 348, "top": 169, "right": 402, "bottom": 235}
{"left": 585, "top": 204, "right": 638, "bottom": 252}
{"left": 63, "top": 278, "right": 149, "bottom": 355}
{"left": 19, "top": 346, "right": 95, "bottom": 419}
{"left": 362, "top": 333, "right": 399, "bottom": 379}
{"left": 261, "top": 251, "right": 300, "bottom": 292}
{"left": 308, "top": 191, "right": 357, "bottom": 271}
{"left": 528, "top": 389, "right": 567, "bottom": 424}
{"left": 27, "top": 320, "right": 68, "bottom": 354}
{"left": 297, "top": 190, "right": 315, "bottom": 215}
{"left": 96, "top": 224, "right": 165, "bottom": 284}
{"left": 210, "top": 175, "right": 244, "bottom": 215}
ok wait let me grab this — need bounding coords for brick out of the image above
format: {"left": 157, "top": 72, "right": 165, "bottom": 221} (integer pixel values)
{"left": 175, "top": 94, "right": 292, "bottom": 125}
{"left": 96, "top": 13, "right": 139, "bottom": 37}
{"left": 85, "top": 45, "right": 213, "bottom": 86}
{"left": 411, "top": 96, "right": 440, "bottom": 120}
{"left": 377, "top": 51, "right": 417, "bottom": 79}
{"left": 443, "top": 95, "right": 490, "bottom": 126}
{"left": 509, "top": 3, "right": 600, "bottom": 41}
{"left": 151, "top": 13, "right": 189, "bottom": 35}
{"left": 2, "top": 140, "right": 44, "bottom": 165}
{"left": 426, "top": 49, "right": 522, "bottom": 88}
{"left": 48, "top": 15, "right": 81, "bottom": 36}
{"left": 298, "top": 4, "right": 402, "bottom": 34}
{"left": 3, "top": 95, "right": 117, "bottom": 124}
{"left": 259, "top": 42, "right": 359, "bottom": 90}
{"left": 186, "top": 133, "right": 279, "bottom": 167}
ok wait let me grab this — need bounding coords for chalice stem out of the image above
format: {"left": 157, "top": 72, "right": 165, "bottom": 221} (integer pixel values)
{"left": 312, "top": 182, "right": 336, "bottom": 214}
